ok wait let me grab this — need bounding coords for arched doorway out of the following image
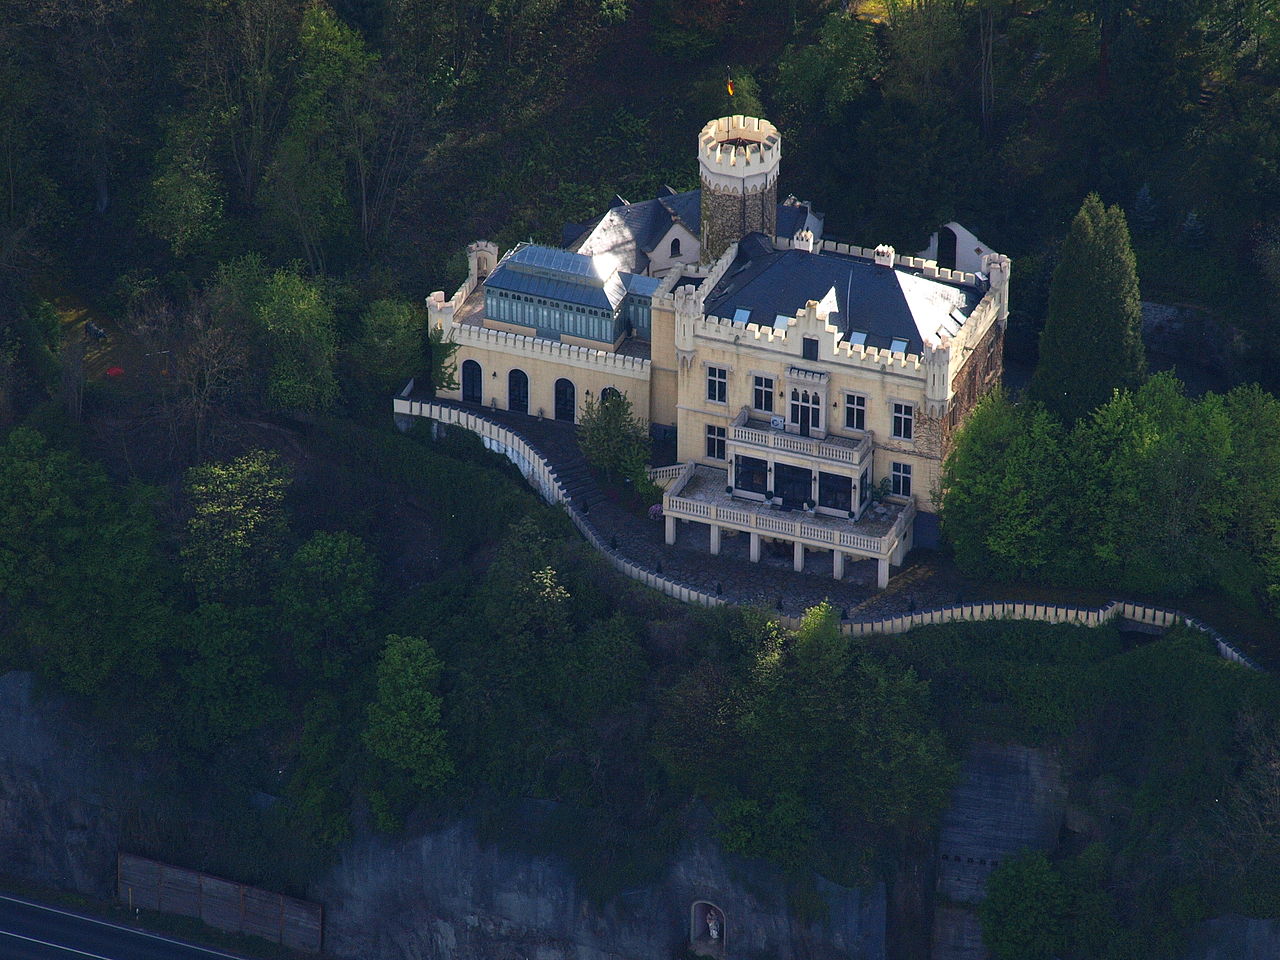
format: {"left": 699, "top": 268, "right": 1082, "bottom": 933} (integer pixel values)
{"left": 462, "top": 359, "right": 482, "bottom": 404}
{"left": 508, "top": 369, "right": 529, "bottom": 414}
{"left": 937, "top": 226, "right": 958, "bottom": 270}
{"left": 689, "top": 901, "right": 725, "bottom": 958}
{"left": 554, "top": 378, "right": 576, "bottom": 422}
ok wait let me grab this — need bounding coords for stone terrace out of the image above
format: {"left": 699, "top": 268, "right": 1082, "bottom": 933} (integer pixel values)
{"left": 424, "top": 399, "right": 938, "bottom": 618}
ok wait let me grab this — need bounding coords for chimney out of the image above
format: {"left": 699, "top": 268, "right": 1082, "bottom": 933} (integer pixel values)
{"left": 873, "top": 244, "right": 896, "bottom": 268}
{"left": 794, "top": 229, "right": 814, "bottom": 253}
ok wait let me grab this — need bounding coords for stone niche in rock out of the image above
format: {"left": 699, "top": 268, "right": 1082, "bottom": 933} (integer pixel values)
{"left": 689, "top": 900, "right": 725, "bottom": 958}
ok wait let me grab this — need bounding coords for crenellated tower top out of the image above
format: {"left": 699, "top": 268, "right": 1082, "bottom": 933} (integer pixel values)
{"left": 699, "top": 116, "right": 781, "bottom": 263}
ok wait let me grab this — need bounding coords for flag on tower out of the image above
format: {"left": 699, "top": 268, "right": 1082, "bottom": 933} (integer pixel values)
{"left": 726, "top": 72, "right": 735, "bottom": 97}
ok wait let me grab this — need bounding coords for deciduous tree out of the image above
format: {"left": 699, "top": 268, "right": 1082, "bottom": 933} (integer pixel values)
{"left": 181, "top": 448, "right": 292, "bottom": 603}
{"left": 364, "top": 633, "right": 453, "bottom": 791}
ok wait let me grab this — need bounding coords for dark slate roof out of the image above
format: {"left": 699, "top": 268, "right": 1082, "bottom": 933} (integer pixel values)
{"left": 485, "top": 244, "right": 625, "bottom": 311}
{"left": 703, "top": 233, "right": 980, "bottom": 354}
{"left": 776, "top": 203, "right": 808, "bottom": 238}
{"left": 567, "top": 190, "right": 824, "bottom": 272}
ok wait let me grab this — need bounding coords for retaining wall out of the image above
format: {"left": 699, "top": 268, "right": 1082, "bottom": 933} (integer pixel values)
{"left": 397, "top": 398, "right": 1263, "bottom": 673}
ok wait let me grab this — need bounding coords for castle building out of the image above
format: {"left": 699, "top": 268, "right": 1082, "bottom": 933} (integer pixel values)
{"left": 407, "top": 115, "right": 1010, "bottom": 588}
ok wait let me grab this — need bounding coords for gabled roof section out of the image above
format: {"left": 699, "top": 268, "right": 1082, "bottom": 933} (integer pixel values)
{"left": 568, "top": 189, "right": 828, "bottom": 274}
{"left": 703, "top": 233, "right": 981, "bottom": 354}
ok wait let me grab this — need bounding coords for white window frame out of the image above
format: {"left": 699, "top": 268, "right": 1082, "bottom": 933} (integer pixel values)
{"left": 891, "top": 461, "right": 912, "bottom": 496}
{"left": 845, "top": 393, "right": 867, "bottom": 431}
{"left": 705, "top": 424, "right": 726, "bottom": 460}
{"left": 753, "top": 375, "right": 775, "bottom": 413}
{"left": 892, "top": 401, "right": 914, "bottom": 440}
{"left": 706, "top": 366, "right": 728, "bottom": 404}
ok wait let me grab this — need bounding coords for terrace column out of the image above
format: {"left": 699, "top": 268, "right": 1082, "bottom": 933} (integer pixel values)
{"left": 877, "top": 557, "right": 890, "bottom": 589}
{"left": 833, "top": 550, "right": 845, "bottom": 580}
{"left": 665, "top": 515, "right": 676, "bottom": 545}
{"left": 793, "top": 541, "right": 805, "bottom": 573}
{"left": 749, "top": 532, "right": 761, "bottom": 563}
{"left": 709, "top": 524, "right": 722, "bottom": 555}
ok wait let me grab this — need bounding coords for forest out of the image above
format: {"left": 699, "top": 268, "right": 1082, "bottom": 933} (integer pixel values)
{"left": 2, "top": 0, "right": 1280, "bottom": 958}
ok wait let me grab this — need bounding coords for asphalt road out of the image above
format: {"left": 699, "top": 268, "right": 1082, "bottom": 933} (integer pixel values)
{"left": 0, "top": 893, "right": 252, "bottom": 960}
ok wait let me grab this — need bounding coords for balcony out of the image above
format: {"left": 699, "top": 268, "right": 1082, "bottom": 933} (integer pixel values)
{"left": 662, "top": 463, "right": 915, "bottom": 587}
{"left": 729, "top": 407, "right": 872, "bottom": 467}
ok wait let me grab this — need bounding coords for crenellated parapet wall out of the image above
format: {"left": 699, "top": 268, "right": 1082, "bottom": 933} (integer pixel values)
{"left": 698, "top": 116, "right": 781, "bottom": 195}
{"left": 448, "top": 319, "right": 651, "bottom": 378}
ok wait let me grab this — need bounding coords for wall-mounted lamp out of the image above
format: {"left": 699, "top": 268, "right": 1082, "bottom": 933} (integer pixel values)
{"left": 491, "top": 371, "right": 497, "bottom": 378}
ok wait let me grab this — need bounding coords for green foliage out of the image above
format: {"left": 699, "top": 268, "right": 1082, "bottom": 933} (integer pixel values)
{"left": 255, "top": 268, "right": 340, "bottom": 412}
{"left": 424, "top": 323, "right": 458, "bottom": 395}
{"left": 980, "top": 852, "right": 1069, "bottom": 960}
{"left": 1029, "top": 194, "right": 1146, "bottom": 423}
{"left": 942, "top": 373, "right": 1279, "bottom": 604}
{"left": 177, "top": 603, "right": 275, "bottom": 752}
{"left": 657, "top": 602, "right": 955, "bottom": 871}
{"left": 577, "top": 388, "right": 650, "bottom": 482}
{"left": 0, "top": 427, "right": 173, "bottom": 698}
{"left": 775, "top": 13, "right": 878, "bottom": 125}
{"left": 181, "top": 449, "right": 292, "bottom": 604}
{"left": 261, "top": 2, "right": 373, "bottom": 272}
{"left": 143, "top": 121, "right": 226, "bottom": 260}
{"left": 364, "top": 633, "right": 453, "bottom": 791}
{"left": 350, "top": 298, "right": 422, "bottom": 396}
{"left": 275, "top": 530, "right": 376, "bottom": 681}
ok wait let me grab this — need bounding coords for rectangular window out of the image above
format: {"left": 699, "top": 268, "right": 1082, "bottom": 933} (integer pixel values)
{"left": 845, "top": 394, "right": 866, "bottom": 431}
{"left": 818, "top": 472, "right": 853, "bottom": 512}
{"left": 734, "top": 455, "right": 768, "bottom": 494}
{"left": 753, "top": 376, "right": 774, "bottom": 413}
{"left": 892, "top": 402, "right": 914, "bottom": 440}
{"left": 707, "top": 366, "right": 727, "bottom": 403}
{"left": 802, "top": 337, "right": 819, "bottom": 361}
{"left": 706, "top": 425, "right": 726, "bottom": 460}
{"left": 891, "top": 462, "right": 912, "bottom": 497}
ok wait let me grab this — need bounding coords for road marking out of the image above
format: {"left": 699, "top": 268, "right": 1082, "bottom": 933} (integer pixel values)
{"left": 0, "top": 894, "right": 249, "bottom": 959}
{"left": 0, "top": 927, "right": 115, "bottom": 958}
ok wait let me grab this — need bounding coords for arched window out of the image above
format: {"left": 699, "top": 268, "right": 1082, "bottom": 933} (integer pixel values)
{"left": 937, "top": 226, "right": 958, "bottom": 271}
{"left": 601, "top": 386, "right": 621, "bottom": 404}
{"left": 554, "top": 378, "right": 576, "bottom": 422}
{"left": 462, "top": 359, "right": 482, "bottom": 404}
{"left": 670, "top": 237, "right": 681, "bottom": 258}
{"left": 508, "top": 369, "right": 529, "bottom": 414}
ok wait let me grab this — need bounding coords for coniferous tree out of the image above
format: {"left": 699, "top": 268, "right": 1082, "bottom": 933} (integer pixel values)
{"left": 1028, "top": 194, "right": 1145, "bottom": 422}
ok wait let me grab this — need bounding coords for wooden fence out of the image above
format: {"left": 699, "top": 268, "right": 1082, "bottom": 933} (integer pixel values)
{"left": 117, "top": 853, "right": 323, "bottom": 953}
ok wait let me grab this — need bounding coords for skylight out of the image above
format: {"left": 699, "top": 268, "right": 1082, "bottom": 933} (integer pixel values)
{"left": 847, "top": 330, "right": 867, "bottom": 346}
{"left": 890, "top": 337, "right": 909, "bottom": 353}
{"left": 733, "top": 307, "right": 752, "bottom": 324}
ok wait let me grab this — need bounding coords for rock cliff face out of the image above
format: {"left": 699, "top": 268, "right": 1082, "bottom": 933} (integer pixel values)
{"left": 1181, "top": 916, "right": 1280, "bottom": 960}
{"left": 314, "top": 824, "right": 886, "bottom": 960}
{"left": 0, "top": 671, "right": 124, "bottom": 896}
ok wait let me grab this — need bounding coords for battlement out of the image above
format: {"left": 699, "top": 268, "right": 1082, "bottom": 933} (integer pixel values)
{"left": 692, "top": 308, "right": 928, "bottom": 375}
{"left": 698, "top": 115, "right": 780, "bottom": 195}
{"left": 447, "top": 316, "right": 651, "bottom": 377}
{"left": 772, "top": 235, "right": 995, "bottom": 288}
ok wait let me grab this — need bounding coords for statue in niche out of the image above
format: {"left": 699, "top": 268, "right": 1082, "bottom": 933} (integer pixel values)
{"left": 706, "top": 908, "right": 721, "bottom": 940}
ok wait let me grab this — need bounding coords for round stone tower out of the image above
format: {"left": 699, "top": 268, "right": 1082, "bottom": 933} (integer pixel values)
{"left": 698, "top": 115, "right": 781, "bottom": 263}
